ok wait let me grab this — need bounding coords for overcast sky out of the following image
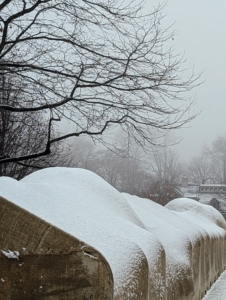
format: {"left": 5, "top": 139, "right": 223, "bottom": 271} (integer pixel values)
{"left": 144, "top": 0, "right": 226, "bottom": 160}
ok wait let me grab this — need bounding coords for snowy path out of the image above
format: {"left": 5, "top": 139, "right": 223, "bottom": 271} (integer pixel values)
{"left": 203, "top": 270, "right": 226, "bottom": 300}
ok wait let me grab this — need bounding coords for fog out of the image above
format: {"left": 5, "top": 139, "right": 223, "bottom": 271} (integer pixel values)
{"left": 144, "top": 0, "right": 226, "bottom": 160}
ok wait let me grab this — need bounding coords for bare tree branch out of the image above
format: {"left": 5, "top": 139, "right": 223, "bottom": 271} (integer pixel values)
{"left": 0, "top": 0, "right": 201, "bottom": 166}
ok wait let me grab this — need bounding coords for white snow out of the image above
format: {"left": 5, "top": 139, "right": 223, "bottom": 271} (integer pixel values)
{"left": 167, "top": 198, "right": 226, "bottom": 224}
{"left": 202, "top": 270, "right": 226, "bottom": 300}
{"left": 0, "top": 167, "right": 161, "bottom": 296}
{"left": 1, "top": 250, "right": 20, "bottom": 260}
{"left": 123, "top": 194, "right": 221, "bottom": 290}
{"left": 0, "top": 167, "right": 226, "bottom": 298}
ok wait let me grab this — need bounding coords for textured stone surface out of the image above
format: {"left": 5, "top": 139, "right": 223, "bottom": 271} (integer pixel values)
{"left": 1, "top": 192, "right": 226, "bottom": 300}
{"left": 0, "top": 197, "right": 113, "bottom": 300}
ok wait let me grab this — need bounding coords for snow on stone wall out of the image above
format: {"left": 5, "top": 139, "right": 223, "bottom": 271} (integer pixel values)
{"left": 125, "top": 194, "right": 226, "bottom": 299}
{"left": 0, "top": 167, "right": 226, "bottom": 299}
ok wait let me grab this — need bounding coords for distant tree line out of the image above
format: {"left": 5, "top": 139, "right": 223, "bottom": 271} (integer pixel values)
{"left": 67, "top": 134, "right": 226, "bottom": 205}
{"left": 186, "top": 135, "right": 226, "bottom": 185}
{"left": 68, "top": 134, "right": 184, "bottom": 205}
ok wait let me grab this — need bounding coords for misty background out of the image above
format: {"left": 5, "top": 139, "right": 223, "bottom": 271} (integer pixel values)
{"left": 148, "top": 0, "right": 226, "bottom": 159}
{"left": 2, "top": 0, "right": 226, "bottom": 204}
{"left": 68, "top": 1, "right": 226, "bottom": 203}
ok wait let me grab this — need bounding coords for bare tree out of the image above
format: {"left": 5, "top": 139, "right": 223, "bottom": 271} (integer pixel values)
{"left": 186, "top": 155, "right": 214, "bottom": 184}
{"left": 69, "top": 137, "right": 96, "bottom": 170}
{"left": 92, "top": 149, "right": 123, "bottom": 188}
{"left": 69, "top": 133, "right": 151, "bottom": 197}
{"left": 0, "top": 73, "right": 71, "bottom": 179}
{"left": 204, "top": 136, "right": 226, "bottom": 184}
{"left": 0, "top": 0, "right": 200, "bottom": 166}
{"left": 150, "top": 147, "right": 183, "bottom": 184}
{"left": 118, "top": 146, "right": 150, "bottom": 195}
{"left": 148, "top": 147, "right": 183, "bottom": 204}
{"left": 210, "top": 158, "right": 223, "bottom": 184}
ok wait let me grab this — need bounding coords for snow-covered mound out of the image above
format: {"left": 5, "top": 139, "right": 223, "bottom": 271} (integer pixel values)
{"left": 0, "top": 167, "right": 226, "bottom": 300}
{"left": 124, "top": 194, "right": 226, "bottom": 299}
{"left": 0, "top": 167, "right": 163, "bottom": 299}
{"left": 166, "top": 197, "right": 226, "bottom": 231}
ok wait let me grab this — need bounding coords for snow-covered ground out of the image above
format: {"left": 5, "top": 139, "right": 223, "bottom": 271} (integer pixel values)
{"left": 203, "top": 270, "right": 226, "bottom": 300}
{"left": 0, "top": 167, "right": 226, "bottom": 299}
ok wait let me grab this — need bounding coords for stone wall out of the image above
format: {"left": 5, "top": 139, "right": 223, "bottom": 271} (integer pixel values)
{"left": 0, "top": 197, "right": 113, "bottom": 300}
{"left": 1, "top": 194, "right": 226, "bottom": 300}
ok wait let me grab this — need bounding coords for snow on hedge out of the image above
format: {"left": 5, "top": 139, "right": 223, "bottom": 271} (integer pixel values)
{"left": 0, "top": 167, "right": 226, "bottom": 298}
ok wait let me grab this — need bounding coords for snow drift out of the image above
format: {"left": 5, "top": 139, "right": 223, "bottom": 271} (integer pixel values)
{"left": 0, "top": 167, "right": 226, "bottom": 299}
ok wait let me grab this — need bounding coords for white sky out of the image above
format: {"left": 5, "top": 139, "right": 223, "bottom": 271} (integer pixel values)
{"left": 145, "top": 0, "right": 226, "bottom": 160}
